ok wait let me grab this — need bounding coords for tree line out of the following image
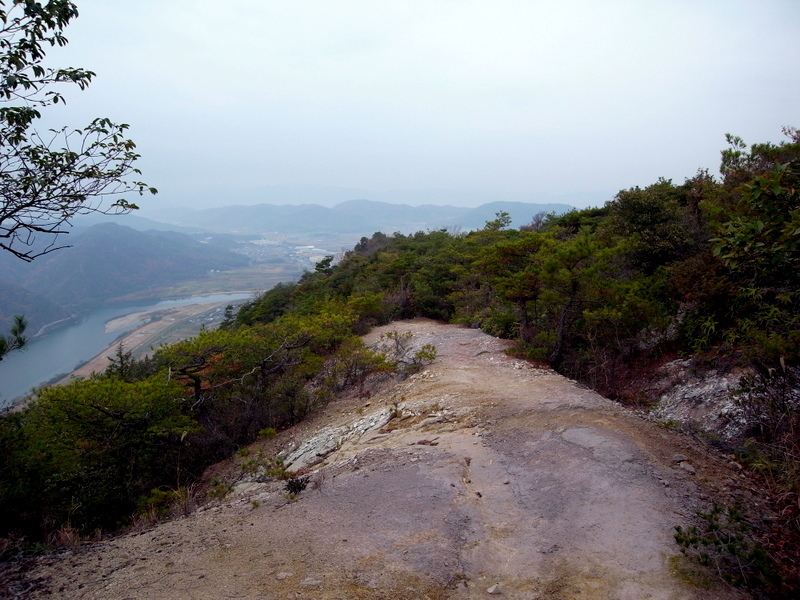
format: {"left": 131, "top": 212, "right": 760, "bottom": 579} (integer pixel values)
{"left": 1, "top": 133, "right": 798, "bottom": 597}
{"left": 0, "top": 2, "right": 798, "bottom": 593}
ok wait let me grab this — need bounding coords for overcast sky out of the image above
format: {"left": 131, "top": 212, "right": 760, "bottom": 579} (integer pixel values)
{"left": 40, "top": 0, "right": 800, "bottom": 210}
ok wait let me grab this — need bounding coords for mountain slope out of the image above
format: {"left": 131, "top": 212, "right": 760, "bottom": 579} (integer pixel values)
{"left": 22, "top": 321, "right": 753, "bottom": 599}
{"left": 0, "top": 281, "right": 71, "bottom": 336}
{"left": 20, "top": 223, "right": 249, "bottom": 309}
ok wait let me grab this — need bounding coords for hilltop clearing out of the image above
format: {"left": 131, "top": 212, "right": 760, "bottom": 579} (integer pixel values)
{"left": 18, "top": 320, "right": 756, "bottom": 599}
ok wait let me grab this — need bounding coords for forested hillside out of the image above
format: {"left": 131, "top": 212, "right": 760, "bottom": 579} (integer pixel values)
{"left": 21, "top": 223, "right": 250, "bottom": 309}
{"left": 0, "top": 223, "right": 251, "bottom": 333}
{"left": 0, "top": 283, "right": 70, "bottom": 337}
{"left": 1, "top": 130, "right": 798, "bottom": 596}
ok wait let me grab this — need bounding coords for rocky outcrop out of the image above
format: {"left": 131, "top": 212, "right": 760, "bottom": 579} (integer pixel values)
{"left": 647, "top": 359, "right": 750, "bottom": 442}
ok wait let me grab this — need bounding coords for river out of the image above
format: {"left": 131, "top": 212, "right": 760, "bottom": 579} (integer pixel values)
{"left": 0, "top": 293, "right": 251, "bottom": 408}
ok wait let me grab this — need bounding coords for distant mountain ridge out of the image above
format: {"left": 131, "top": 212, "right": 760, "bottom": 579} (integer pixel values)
{"left": 0, "top": 200, "right": 575, "bottom": 337}
{"left": 158, "top": 183, "right": 607, "bottom": 210}
{"left": 146, "top": 199, "right": 574, "bottom": 234}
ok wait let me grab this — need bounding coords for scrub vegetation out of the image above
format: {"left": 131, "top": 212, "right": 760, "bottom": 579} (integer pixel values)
{"left": 1, "top": 1, "right": 798, "bottom": 595}
{"left": 0, "top": 129, "right": 799, "bottom": 596}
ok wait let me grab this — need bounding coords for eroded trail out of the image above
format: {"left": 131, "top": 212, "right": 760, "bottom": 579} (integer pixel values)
{"left": 26, "top": 320, "right": 750, "bottom": 599}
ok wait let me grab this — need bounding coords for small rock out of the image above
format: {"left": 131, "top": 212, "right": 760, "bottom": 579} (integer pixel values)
{"left": 672, "top": 453, "right": 689, "bottom": 463}
{"left": 275, "top": 572, "right": 292, "bottom": 580}
{"left": 300, "top": 576, "right": 323, "bottom": 586}
{"left": 487, "top": 583, "right": 502, "bottom": 594}
{"left": 415, "top": 416, "right": 443, "bottom": 428}
{"left": 679, "top": 461, "right": 696, "bottom": 474}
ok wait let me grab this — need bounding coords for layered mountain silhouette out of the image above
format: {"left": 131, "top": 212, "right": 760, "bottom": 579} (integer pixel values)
{"left": 0, "top": 199, "right": 575, "bottom": 336}
{"left": 147, "top": 200, "right": 573, "bottom": 234}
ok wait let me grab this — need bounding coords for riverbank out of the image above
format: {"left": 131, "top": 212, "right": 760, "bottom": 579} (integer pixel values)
{"left": 33, "top": 315, "right": 80, "bottom": 338}
{"left": 60, "top": 300, "right": 235, "bottom": 382}
{"left": 0, "top": 294, "right": 252, "bottom": 406}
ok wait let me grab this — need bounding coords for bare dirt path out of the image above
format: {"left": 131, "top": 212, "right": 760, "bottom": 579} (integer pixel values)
{"left": 24, "top": 319, "right": 753, "bottom": 599}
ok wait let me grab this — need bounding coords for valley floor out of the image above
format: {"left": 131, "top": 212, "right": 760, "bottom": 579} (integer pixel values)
{"left": 59, "top": 300, "right": 237, "bottom": 382}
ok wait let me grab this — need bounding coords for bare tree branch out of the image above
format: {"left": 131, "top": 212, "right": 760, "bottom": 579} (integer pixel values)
{"left": 0, "top": 1, "right": 156, "bottom": 262}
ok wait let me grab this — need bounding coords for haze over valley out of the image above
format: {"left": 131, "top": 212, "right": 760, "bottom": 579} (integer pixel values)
{"left": 0, "top": 199, "right": 568, "bottom": 403}
{"left": 0, "top": 199, "right": 569, "bottom": 336}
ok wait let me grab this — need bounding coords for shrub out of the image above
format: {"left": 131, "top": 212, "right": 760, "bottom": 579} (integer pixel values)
{"left": 674, "top": 504, "right": 779, "bottom": 593}
{"left": 284, "top": 475, "right": 310, "bottom": 495}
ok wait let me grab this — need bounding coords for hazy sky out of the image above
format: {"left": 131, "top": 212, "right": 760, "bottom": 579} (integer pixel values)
{"left": 39, "top": 0, "right": 800, "bottom": 210}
